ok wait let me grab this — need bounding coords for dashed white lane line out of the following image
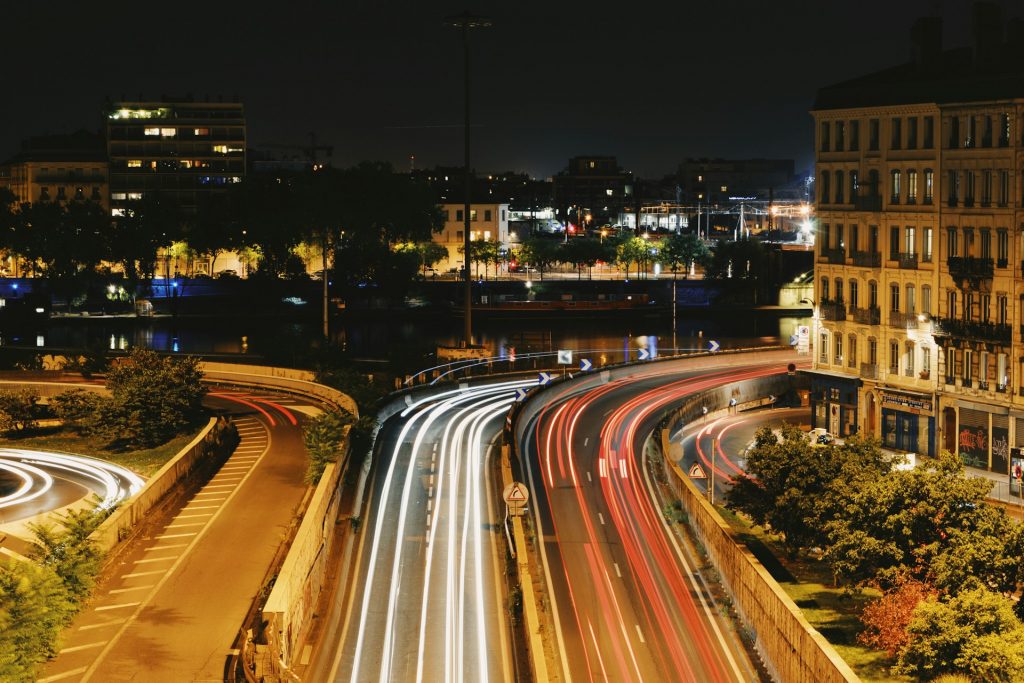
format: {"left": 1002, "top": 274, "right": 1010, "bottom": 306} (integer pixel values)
{"left": 121, "top": 570, "right": 166, "bottom": 579}
{"left": 145, "top": 543, "right": 188, "bottom": 551}
{"left": 174, "top": 513, "right": 213, "bottom": 520}
{"left": 635, "top": 624, "right": 645, "bottom": 644}
{"left": 584, "top": 437, "right": 589, "bottom": 446}
{"left": 586, "top": 471, "right": 592, "bottom": 483}
{"left": 614, "top": 563, "right": 622, "bottom": 578}
{"left": 184, "top": 505, "right": 220, "bottom": 510}
{"left": 134, "top": 556, "right": 179, "bottom": 564}
{"left": 598, "top": 512, "right": 606, "bottom": 525}
{"left": 79, "top": 619, "right": 126, "bottom": 631}
{"left": 38, "top": 665, "right": 89, "bottom": 682}
{"left": 201, "top": 484, "right": 237, "bottom": 490}
{"left": 109, "top": 585, "right": 153, "bottom": 594}
{"left": 59, "top": 641, "right": 107, "bottom": 654}
{"left": 157, "top": 532, "right": 199, "bottom": 540}
{"left": 164, "top": 522, "right": 207, "bottom": 529}
{"left": 95, "top": 602, "right": 141, "bottom": 611}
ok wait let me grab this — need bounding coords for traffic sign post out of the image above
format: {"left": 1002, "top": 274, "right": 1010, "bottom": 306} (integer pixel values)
{"left": 557, "top": 349, "right": 573, "bottom": 364}
{"left": 708, "top": 339, "right": 720, "bottom": 353}
{"left": 638, "top": 348, "right": 650, "bottom": 360}
{"left": 579, "top": 358, "right": 593, "bottom": 372}
{"left": 514, "top": 388, "right": 528, "bottom": 402}
{"left": 503, "top": 481, "right": 530, "bottom": 517}
{"left": 688, "top": 462, "right": 707, "bottom": 478}
{"left": 538, "top": 371, "right": 554, "bottom": 386}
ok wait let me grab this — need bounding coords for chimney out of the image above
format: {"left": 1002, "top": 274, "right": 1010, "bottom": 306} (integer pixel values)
{"left": 972, "top": 1, "right": 1003, "bottom": 67}
{"left": 911, "top": 16, "right": 943, "bottom": 68}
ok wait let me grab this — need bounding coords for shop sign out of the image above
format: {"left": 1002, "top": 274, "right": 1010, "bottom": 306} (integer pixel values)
{"left": 879, "top": 391, "right": 933, "bottom": 415}
{"left": 959, "top": 425, "right": 988, "bottom": 469}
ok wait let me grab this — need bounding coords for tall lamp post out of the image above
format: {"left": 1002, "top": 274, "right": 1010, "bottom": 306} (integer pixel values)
{"left": 445, "top": 10, "right": 491, "bottom": 347}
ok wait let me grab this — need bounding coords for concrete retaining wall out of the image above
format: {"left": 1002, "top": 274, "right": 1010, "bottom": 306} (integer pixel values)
{"left": 655, "top": 381, "right": 859, "bottom": 683}
{"left": 199, "top": 362, "right": 358, "bottom": 416}
{"left": 89, "top": 416, "right": 239, "bottom": 553}
{"left": 262, "top": 428, "right": 349, "bottom": 670}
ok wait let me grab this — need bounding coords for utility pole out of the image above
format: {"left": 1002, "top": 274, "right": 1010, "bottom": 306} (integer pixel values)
{"left": 445, "top": 11, "right": 491, "bottom": 347}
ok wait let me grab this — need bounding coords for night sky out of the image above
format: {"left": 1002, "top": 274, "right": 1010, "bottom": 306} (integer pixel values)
{"left": 3, "top": 1, "right": 1010, "bottom": 179}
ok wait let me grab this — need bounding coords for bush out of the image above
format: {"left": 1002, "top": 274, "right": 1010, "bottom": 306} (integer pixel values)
{"left": 0, "top": 559, "right": 74, "bottom": 681}
{"left": 302, "top": 409, "right": 355, "bottom": 484}
{"left": 0, "top": 389, "right": 40, "bottom": 433}
{"left": 50, "top": 389, "right": 104, "bottom": 435}
{"left": 858, "top": 576, "right": 936, "bottom": 657}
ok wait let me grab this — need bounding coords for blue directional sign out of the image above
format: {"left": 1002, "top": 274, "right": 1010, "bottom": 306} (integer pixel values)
{"left": 638, "top": 348, "right": 650, "bottom": 360}
{"left": 538, "top": 371, "right": 554, "bottom": 386}
{"left": 708, "top": 339, "right": 721, "bottom": 352}
{"left": 580, "top": 358, "right": 593, "bottom": 372}
{"left": 515, "top": 388, "right": 528, "bottom": 402}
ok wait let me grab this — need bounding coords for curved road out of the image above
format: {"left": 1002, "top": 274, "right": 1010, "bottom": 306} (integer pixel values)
{"left": 520, "top": 353, "right": 802, "bottom": 683}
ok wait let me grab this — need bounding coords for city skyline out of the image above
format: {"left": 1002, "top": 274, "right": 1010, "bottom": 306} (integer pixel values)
{"left": 2, "top": 0, "right": 990, "bottom": 178}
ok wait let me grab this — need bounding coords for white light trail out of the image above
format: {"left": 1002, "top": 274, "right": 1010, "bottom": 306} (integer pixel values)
{"left": 0, "top": 449, "right": 144, "bottom": 511}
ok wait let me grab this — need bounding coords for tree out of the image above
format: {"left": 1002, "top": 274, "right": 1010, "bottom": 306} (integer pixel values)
{"left": 858, "top": 575, "right": 937, "bottom": 657}
{"left": 518, "top": 237, "right": 560, "bottom": 279}
{"left": 895, "top": 587, "right": 1024, "bottom": 682}
{"left": 50, "top": 389, "right": 104, "bottom": 435}
{"left": 0, "top": 389, "right": 39, "bottom": 433}
{"left": 704, "top": 238, "right": 767, "bottom": 281}
{"left": 615, "top": 236, "right": 652, "bottom": 279}
{"left": 302, "top": 408, "right": 355, "bottom": 484}
{"left": 105, "top": 193, "right": 184, "bottom": 294}
{"left": 27, "top": 507, "right": 106, "bottom": 601}
{"left": 0, "top": 559, "right": 73, "bottom": 680}
{"left": 461, "top": 239, "right": 500, "bottom": 280}
{"left": 658, "top": 232, "right": 710, "bottom": 279}
{"left": 97, "top": 349, "right": 205, "bottom": 448}
{"left": 558, "top": 238, "right": 606, "bottom": 280}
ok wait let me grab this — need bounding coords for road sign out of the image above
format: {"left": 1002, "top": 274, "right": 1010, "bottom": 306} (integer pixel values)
{"left": 579, "top": 358, "right": 593, "bottom": 372}
{"left": 557, "top": 349, "right": 573, "bottom": 364}
{"left": 637, "top": 348, "right": 650, "bottom": 360}
{"left": 688, "top": 462, "right": 707, "bottom": 479}
{"left": 503, "top": 481, "right": 530, "bottom": 516}
{"left": 514, "top": 388, "right": 528, "bottom": 402}
{"left": 708, "top": 339, "right": 720, "bottom": 352}
{"left": 796, "top": 325, "right": 810, "bottom": 354}
{"left": 538, "top": 371, "right": 554, "bottom": 386}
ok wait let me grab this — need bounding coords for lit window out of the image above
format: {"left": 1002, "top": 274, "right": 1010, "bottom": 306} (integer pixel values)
{"left": 606, "top": 188, "right": 613, "bottom": 196}
{"left": 194, "top": 128, "right": 210, "bottom": 136}
{"left": 111, "top": 192, "right": 127, "bottom": 200}
{"left": 144, "top": 127, "right": 160, "bottom": 136}
{"left": 160, "top": 128, "right": 177, "bottom": 137}
{"left": 212, "top": 145, "right": 228, "bottom": 154}
{"left": 484, "top": 231, "right": 491, "bottom": 239}
{"left": 127, "top": 160, "right": 142, "bottom": 168}
{"left": 150, "top": 161, "right": 157, "bottom": 170}
{"left": 111, "top": 208, "right": 126, "bottom": 216}
{"left": 179, "top": 160, "right": 192, "bottom": 168}
{"left": 228, "top": 176, "right": 242, "bottom": 183}
{"left": 127, "top": 192, "right": 143, "bottom": 200}
{"left": 720, "top": 185, "right": 728, "bottom": 192}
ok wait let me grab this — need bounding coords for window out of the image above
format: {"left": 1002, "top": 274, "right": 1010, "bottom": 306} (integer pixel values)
{"left": 127, "top": 192, "right": 142, "bottom": 200}
{"left": 869, "top": 224, "right": 879, "bottom": 253}
{"left": 820, "top": 171, "right": 830, "bottom": 203}
{"left": 850, "top": 224, "right": 860, "bottom": 252}
{"left": 91, "top": 187, "right": 101, "bottom": 200}
{"left": 891, "top": 118, "right": 902, "bottom": 150}
{"left": 456, "top": 209, "right": 463, "bottom": 221}
{"left": 111, "top": 192, "right": 127, "bottom": 200}
{"left": 949, "top": 116, "right": 960, "bottom": 148}
{"left": 850, "top": 279, "right": 859, "bottom": 308}
{"left": 160, "top": 128, "right": 176, "bottom": 137}
{"left": 821, "top": 223, "right": 831, "bottom": 251}
{"left": 965, "top": 171, "right": 976, "bottom": 205}
{"left": 193, "top": 128, "right": 210, "bottom": 136}
{"left": 820, "top": 277, "right": 830, "bottom": 301}
{"left": 144, "top": 127, "right": 160, "bottom": 136}
{"left": 964, "top": 349, "right": 973, "bottom": 382}
{"left": 820, "top": 121, "right": 831, "bottom": 151}
{"left": 982, "top": 116, "right": 993, "bottom": 147}
{"left": 835, "top": 121, "right": 845, "bottom": 151}
{"left": 456, "top": 230, "right": 463, "bottom": 239}
{"left": 905, "top": 342, "right": 915, "bottom": 377}
{"left": 907, "top": 117, "right": 918, "bottom": 149}
{"left": 835, "top": 278, "right": 844, "bottom": 302}
{"left": 999, "top": 170, "right": 1009, "bottom": 206}
{"left": 501, "top": 209, "right": 506, "bottom": 221}
{"left": 834, "top": 334, "right": 843, "bottom": 365}
{"left": 819, "top": 332, "right": 828, "bottom": 364}
{"left": 835, "top": 170, "right": 844, "bottom": 203}
{"left": 947, "top": 290, "right": 957, "bottom": 318}
{"left": 869, "top": 338, "right": 878, "bottom": 365}
{"left": 127, "top": 159, "right": 142, "bottom": 168}
{"left": 836, "top": 224, "right": 845, "bottom": 251}
{"left": 850, "top": 121, "right": 860, "bottom": 150}
{"left": 921, "top": 347, "right": 931, "bottom": 377}
{"left": 850, "top": 171, "right": 859, "bottom": 199}
{"left": 948, "top": 170, "right": 959, "bottom": 205}
{"left": 982, "top": 293, "right": 991, "bottom": 322}
{"left": 982, "top": 170, "right": 993, "bottom": 205}
{"left": 890, "top": 170, "right": 901, "bottom": 203}
{"left": 924, "top": 169, "right": 934, "bottom": 203}
{"left": 963, "top": 228, "right": 975, "bottom": 257}
{"left": 998, "top": 295, "right": 1008, "bottom": 324}
{"left": 906, "top": 284, "right": 916, "bottom": 315}
{"left": 923, "top": 116, "right": 934, "bottom": 148}
{"left": 869, "top": 118, "right": 880, "bottom": 150}
{"left": 923, "top": 227, "right": 933, "bottom": 262}
{"left": 981, "top": 229, "right": 992, "bottom": 259}
{"left": 905, "top": 226, "right": 916, "bottom": 255}
{"left": 484, "top": 209, "right": 492, "bottom": 221}
{"left": 890, "top": 283, "right": 900, "bottom": 313}
{"left": 965, "top": 292, "right": 975, "bottom": 320}
{"left": 946, "top": 347, "right": 956, "bottom": 383}
{"left": 470, "top": 209, "right": 478, "bottom": 221}
{"left": 947, "top": 228, "right": 958, "bottom": 258}
{"left": 999, "top": 113, "right": 1010, "bottom": 147}
{"left": 848, "top": 335, "right": 857, "bottom": 368}
{"left": 998, "top": 353, "right": 1008, "bottom": 389}
{"left": 966, "top": 115, "right": 976, "bottom": 148}
{"left": 212, "top": 145, "right": 228, "bottom": 154}
{"left": 907, "top": 170, "right": 918, "bottom": 203}
{"left": 998, "top": 229, "right": 1008, "bottom": 264}
{"left": 890, "top": 340, "right": 900, "bottom": 374}
{"left": 57, "top": 187, "right": 66, "bottom": 200}
{"left": 890, "top": 226, "right": 900, "bottom": 260}
{"left": 922, "top": 285, "right": 932, "bottom": 315}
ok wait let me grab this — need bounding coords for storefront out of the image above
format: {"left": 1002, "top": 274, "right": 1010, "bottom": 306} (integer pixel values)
{"left": 879, "top": 389, "right": 935, "bottom": 456}
{"left": 807, "top": 371, "right": 860, "bottom": 437}
{"left": 953, "top": 401, "right": 1011, "bottom": 474}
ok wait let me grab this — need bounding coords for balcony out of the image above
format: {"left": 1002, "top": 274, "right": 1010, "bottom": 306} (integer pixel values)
{"left": 888, "top": 311, "right": 920, "bottom": 329}
{"left": 851, "top": 251, "right": 881, "bottom": 268}
{"left": 933, "top": 317, "right": 1011, "bottom": 344}
{"left": 819, "top": 300, "right": 847, "bottom": 321}
{"left": 820, "top": 248, "right": 846, "bottom": 264}
{"left": 898, "top": 252, "right": 918, "bottom": 269}
{"left": 854, "top": 194, "right": 882, "bottom": 211}
{"left": 947, "top": 256, "right": 994, "bottom": 284}
{"left": 851, "top": 306, "right": 881, "bottom": 325}
{"left": 860, "top": 363, "right": 878, "bottom": 380}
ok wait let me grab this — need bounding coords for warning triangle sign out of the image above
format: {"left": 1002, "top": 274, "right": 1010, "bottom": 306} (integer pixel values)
{"left": 688, "top": 462, "right": 707, "bottom": 479}
{"left": 508, "top": 484, "right": 526, "bottom": 501}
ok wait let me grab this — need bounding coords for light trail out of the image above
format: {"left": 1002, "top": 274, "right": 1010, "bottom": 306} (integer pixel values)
{"left": 347, "top": 379, "right": 532, "bottom": 683}
{"left": 0, "top": 448, "right": 145, "bottom": 511}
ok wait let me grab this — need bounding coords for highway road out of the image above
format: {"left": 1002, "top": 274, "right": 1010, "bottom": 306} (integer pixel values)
{"left": 324, "top": 379, "right": 534, "bottom": 683}
{"left": 520, "top": 352, "right": 802, "bottom": 683}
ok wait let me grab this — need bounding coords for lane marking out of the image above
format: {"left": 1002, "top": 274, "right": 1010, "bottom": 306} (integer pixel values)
{"left": 145, "top": 544, "right": 187, "bottom": 551}
{"left": 79, "top": 620, "right": 125, "bottom": 631}
{"left": 38, "top": 666, "right": 89, "bottom": 682}
{"left": 109, "top": 585, "right": 153, "bottom": 594}
{"left": 157, "top": 532, "right": 199, "bottom": 539}
{"left": 120, "top": 570, "right": 165, "bottom": 579}
{"left": 635, "top": 624, "right": 646, "bottom": 644}
{"left": 175, "top": 513, "right": 213, "bottom": 520}
{"left": 584, "top": 437, "right": 589, "bottom": 446}
{"left": 597, "top": 512, "right": 605, "bottom": 525}
{"left": 58, "top": 641, "right": 107, "bottom": 654}
{"left": 134, "top": 556, "right": 178, "bottom": 564}
{"left": 183, "top": 505, "right": 220, "bottom": 510}
{"left": 95, "top": 602, "right": 141, "bottom": 611}
{"left": 586, "top": 471, "right": 592, "bottom": 482}
{"left": 164, "top": 522, "right": 207, "bottom": 528}
{"left": 614, "top": 562, "right": 622, "bottom": 577}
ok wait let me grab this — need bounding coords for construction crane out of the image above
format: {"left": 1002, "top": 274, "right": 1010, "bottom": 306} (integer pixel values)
{"left": 258, "top": 132, "right": 334, "bottom": 170}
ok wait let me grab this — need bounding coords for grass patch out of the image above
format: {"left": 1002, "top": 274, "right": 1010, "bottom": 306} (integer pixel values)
{"left": 718, "top": 507, "right": 910, "bottom": 683}
{"left": 0, "top": 424, "right": 204, "bottom": 477}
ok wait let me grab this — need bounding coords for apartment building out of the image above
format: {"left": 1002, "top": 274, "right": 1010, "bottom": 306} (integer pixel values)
{"left": 433, "top": 203, "right": 510, "bottom": 273}
{"left": 1, "top": 130, "right": 109, "bottom": 211}
{"left": 809, "top": 6, "right": 1024, "bottom": 473}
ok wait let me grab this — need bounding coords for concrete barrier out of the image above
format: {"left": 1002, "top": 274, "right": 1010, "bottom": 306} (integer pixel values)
{"left": 199, "top": 362, "right": 358, "bottom": 416}
{"left": 655, "top": 382, "right": 859, "bottom": 683}
{"left": 89, "top": 417, "right": 239, "bottom": 553}
{"left": 261, "top": 428, "right": 349, "bottom": 672}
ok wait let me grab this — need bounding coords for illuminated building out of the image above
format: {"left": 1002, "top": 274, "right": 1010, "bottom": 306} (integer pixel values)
{"left": 0, "top": 130, "right": 108, "bottom": 211}
{"left": 552, "top": 156, "right": 633, "bottom": 227}
{"left": 810, "top": 4, "right": 1024, "bottom": 474}
{"left": 433, "top": 203, "right": 510, "bottom": 274}
{"left": 105, "top": 96, "right": 245, "bottom": 215}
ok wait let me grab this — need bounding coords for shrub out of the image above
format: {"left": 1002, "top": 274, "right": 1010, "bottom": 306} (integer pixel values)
{"left": 858, "top": 575, "right": 936, "bottom": 657}
{"left": 302, "top": 409, "right": 355, "bottom": 484}
{"left": 0, "top": 559, "right": 74, "bottom": 681}
{"left": 50, "top": 389, "right": 105, "bottom": 435}
{"left": 0, "top": 389, "right": 40, "bottom": 433}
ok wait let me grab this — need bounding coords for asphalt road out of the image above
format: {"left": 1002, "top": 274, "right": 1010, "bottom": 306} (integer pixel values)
{"left": 321, "top": 379, "right": 534, "bottom": 683}
{"left": 39, "top": 389, "right": 318, "bottom": 683}
{"left": 520, "top": 352, "right": 803, "bottom": 683}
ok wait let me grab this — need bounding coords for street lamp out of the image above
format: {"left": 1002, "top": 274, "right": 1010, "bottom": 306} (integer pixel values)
{"left": 445, "top": 10, "right": 492, "bottom": 348}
